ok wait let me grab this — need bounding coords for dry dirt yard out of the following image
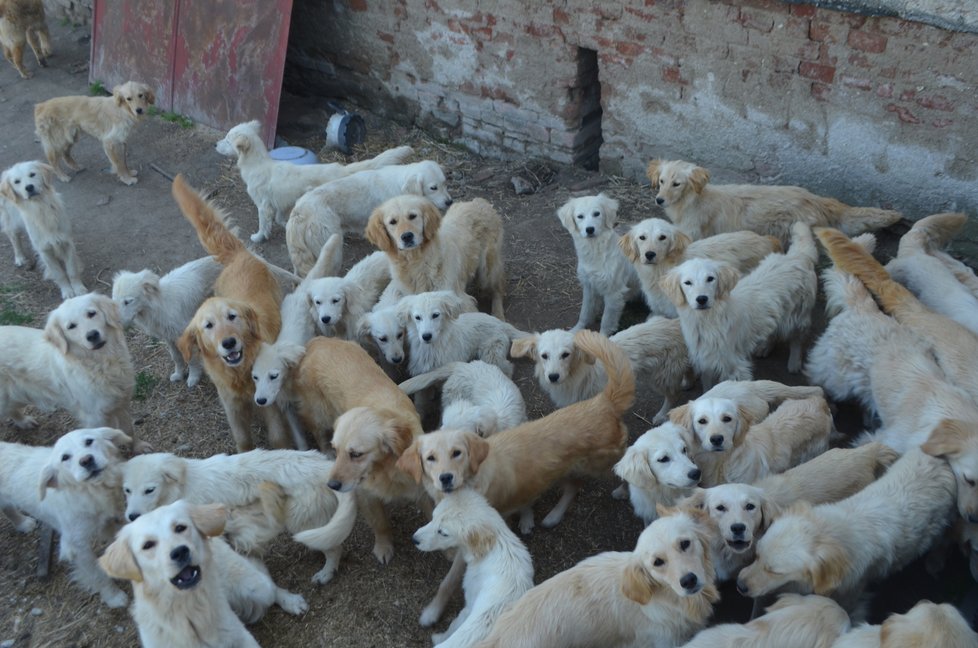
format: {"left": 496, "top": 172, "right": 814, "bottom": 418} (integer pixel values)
{"left": 0, "top": 19, "right": 974, "bottom": 648}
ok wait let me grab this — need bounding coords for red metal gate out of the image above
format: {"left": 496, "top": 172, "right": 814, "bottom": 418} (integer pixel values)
{"left": 91, "top": 0, "right": 293, "bottom": 146}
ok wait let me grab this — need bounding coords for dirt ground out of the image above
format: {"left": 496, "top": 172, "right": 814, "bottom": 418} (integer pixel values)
{"left": 0, "top": 20, "right": 974, "bottom": 648}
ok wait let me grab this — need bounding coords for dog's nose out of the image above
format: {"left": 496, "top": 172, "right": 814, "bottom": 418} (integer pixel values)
{"left": 548, "top": 373, "right": 560, "bottom": 383}
{"left": 412, "top": 534, "right": 420, "bottom": 546}
{"left": 221, "top": 337, "right": 236, "bottom": 350}
{"left": 401, "top": 232, "right": 414, "bottom": 244}
{"left": 25, "top": 184, "right": 34, "bottom": 193}
{"left": 327, "top": 479, "right": 342, "bottom": 491}
{"left": 256, "top": 396, "right": 267, "bottom": 406}
{"left": 321, "top": 315, "right": 331, "bottom": 324}
{"left": 969, "top": 513, "right": 978, "bottom": 524}
{"left": 645, "top": 250, "right": 656, "bottom": 260}
{"left": 585, "top": 226, "right": 595, "bottom": 236}
{"left": 679, "top": 572, "right": 699, "bottom": 591}
{"left": 86, "top": 330, "right": 101, "bottom": 343}
{"left": 80, "top": 454, "right": 95, "bottom": 469}
{"left": 391, "top": 355, "right": 403, "bottom": 364}
{"left": 444, "top": 199, "right": 453, "bottom": 206}
{"left": 736, "top": 580, "right": 749, "bottom": 596}
{"left": 730, "top": 523, "right": 746, "bottom": 536}
{"left": 439, "top": 473, "right": 454, "bottom": 487}
{"left": 687, "top": 468, "right": 701, "bottom": 482}
{"left": 136, "top": 107, "right": 143, "bottom": 114}
{"left": 128, "top": 512, "right": 140, "bottom": 522}
{"left": 170, "top": 545, "right": 190, "bottom": 565}
{"left": 422, "top": 332, "right": 432, "bottom": 342}
{"left": 696, "top": 295, "right": 709, "bottom": 306}
{"left": 656, "top": 196, "right": 665, "bottom": 206}
{"left": 709, "top": 435, "right": 724, "bottom": 447}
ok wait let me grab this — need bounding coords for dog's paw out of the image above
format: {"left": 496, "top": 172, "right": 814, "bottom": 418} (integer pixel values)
{"left": 419, "top": 603, "right": 442, "bottom": 627}
{"left": 119, "top": 175, "right": 138, "bottom": 186}
{"left": 276, "top": 590, "right": 308, "bottom": 615}
{"left": 56, "top": 172, "right": 72, "bottom": 183}
{"left": 372, "top": 541, "right": 394, "bottom": 565}
{"left": 169, "top": 370, "right": 184, "bottom": 382}
{"left": 518, "top": 510, "right": 535, "bottom": 535}
{"left": 310, "top": 565, "right": 336, "bottom": 585}
{"left": 15, "top": 516, "right": 37, "bottom": 534}
{"left": 611, "top": 483, "right": 629, "bottom": 501}
{"left": 431, "top": 631, "right": 447, "bottom": 645}
{"left": 250, "top": 231, "right": 269, "bottom": 243}
{"left": 186, "top": 370, "right": 202, "bottom": 388}
{"left": 133, "top": 440, "right": 154, "bottom": 455}
{"left": 541, "top": 510, "right": 563, "bottom": 529}
{"left": 102, "top": 588, "right": 129, "bottom": 609}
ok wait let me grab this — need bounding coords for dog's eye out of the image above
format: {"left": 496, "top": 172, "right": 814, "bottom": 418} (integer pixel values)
{"left": 679, "top": 539, "right": 690, "bottom": 551}
{"left": 252, "top": 374, "right": 258, "bottom": 381}
{"left": 683, "top": 280, "right": 692, "bottom": 286}
{"left": 657, "top": 455, "right": 670, "bottom": 463}
{"left": 706, "top": 276, "right": 715, "bottom": 283}
{"left": 437, "top": 529, "right": 448, "bottom": 537}
{"left": 124, "top": 487, "right": 131, "bottom": 494}
{"left": 432, "top": 313, "right": 440, "bottom": 319}
{"left": 672, "top": 181, "right": 681, "bottom": 187}
{"left": 638, "top": 235, "right": 646, "bottom": 241}
{"left": 331, "top": 298, "right": 340, "bottom": 304}
{"left": 123, "top": 298, "right": 133, "bottom": 305}
{"left": 658, "top": 235, "right": 667, "bottom": 241}
{"left": 270, "top": 372, "right": 279, "bottom": 380}
{"left": 127, "top": 96, "right": 133, "bottom": 101}
{"left": 228, "top": 313, "right": 236, "bottom": 321}
{"left": 84, "top": 438, "right": 93, "bottom": 447}
{"left": 697, "top": 418, "right": 707, "bottom": 425}
{"left": 716, "top": 504, "right": 726, "bottom": 512}
{"left": 142, "top": 540, "right": 156, "bottom": 550}
{"left": 67, "top": 322, "right": 77, "bottom": 330}
{"left": 429, "top": 185, "right": 437, "bottom": 191}
{"left": 414, "top": 315, "right": 421, "bottom": 321}
{"left": 408, "top": 213, "right": 417, "bottom": 220}
{"left": 540, "top": 353, "right": 549, "bottom": 360}
{"left": 592, "top": 211, "right": 600, "bottom": 218}
{"left": 175, "top": 524, "right": 186, "bottom": 533}
{"left": 965, "top": 476, "right": 976, "bottom": 488}
{"left": 426, "top": 454, "right": 436, "bottom": 462}
{"left": 745, "top": 503, "right": 756, "bottom": 511}
{"left": 721, "top": 415, "right": 732, "bottom": 423}
{"left": 29, "top": 172, "right": 35, "bottom": 178}
{"left": 87, "top": 310, "right": 97, "bottom": 318}
{"left": 138, "top": 93, "right": 143, "bottom": 98}
{"left": 61, "top": 453, "right": 70, "bottom": 462}
{"left": 681, "top": 446, "right": 687, "bottom": 455}
{"left": 396, "top": 332, "right": 403, "bottom": 339}
{"left": 388, "top": 219, "right": 397, "bottom": 226}
{"left": 349, "top": 450, "right": 363, "bottom": 459}
{"left": 653, "top": 557, "right": 665, "bottom": 567}
{"left": 560, "top": 352, "right": 570, "bottom": 359}
{"left": 576, "top": 213, "right": 584, "bottom": 220}
{"left": 314, "top": 299, "right": 322, "bottom": 306}
{"left": 378, "top": 336, "right": 388, "bottom": 343}
{"left": 204, "top": 321, "right": 213, "bottom": 329}
{"left": 145, "top": 487, "right": 155, "bottom": 494}
{"left": 451, "top": 449, "right": 461, "bottom": 458}
{"left": 13, "top": 179, "right": 19, "bottom": 184}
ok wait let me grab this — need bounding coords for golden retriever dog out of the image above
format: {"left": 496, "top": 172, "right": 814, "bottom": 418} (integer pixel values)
{"left": 474, "top": 508, "right": 718, "bottom": 648}
{"left": 0, "top": 293, "right": 136, "bottom": 438}
{"left": 511, "top": 317, "right": 691, "bottom": 424}
{"left": 34, "top": 80, "right": 155, "bottom": 185}
{"left": 306, "top": 250, "right": 390, "bottom": 340}
{"left": 365, "top": 195, "right": 507, "bottom": 319}
{"left": 0, "top": 160, "right": 85, "bottom": 297}
{"left": 832, "top": 600, "right": 977, "bottom": 648}
{"left": 412, "top": 489, "right": 534, "bottom": 648}
{"left": 736, "top": 449, "right": 956, "bottom": 614}
{"left": 646, "top": 158, "right": 902, "bottom": 246}
{"left": 100, "top": 501, "right": 305, "bottom": 648}
{"left": 286, "top": 159, "right": 452, "bottom": 275}
{"left": 0, "top": 0, "right": 50, "bottom": 78}
{"left": 1, "top": 428, "right": 131, "bottom": 608}
{"left": 113, "top": 256, "right": 223, "bottom": 387}
{"left": 215, "top": 119, "right": 413, "bottom": 242}
{"left": 556, "top": 193, "right": 640, "bottom": 335}
{"left": 921, "top": 419, "right": 978, "bottom": 524}
{"left": 670, "top": 379, "right": 825, "bottom": 429}
{"left": 662, "top": 222, "right": 818, "bottom": 388}
{"left": 618, "top": 217, "right": 780, "bottom": 317}
{"left": 682, "top": 593, "right": 850, "bottom": 648}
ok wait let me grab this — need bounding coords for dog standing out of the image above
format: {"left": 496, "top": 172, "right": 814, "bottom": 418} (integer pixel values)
{"left": 0, "top": 0, "right": 51, "bottom": 78}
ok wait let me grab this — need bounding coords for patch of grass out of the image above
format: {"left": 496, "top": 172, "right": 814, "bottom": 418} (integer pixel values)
{"left": 0, "top": 285, "right": 31, "bottom": 325}
{"left": 88, "top": 80, "right": 108, "bottom": 96}
{"left": 133, "top": 371, "right": 158, "bottom": 401}
{"left": 149, "top": 106, "right": 194, "bottom": 129}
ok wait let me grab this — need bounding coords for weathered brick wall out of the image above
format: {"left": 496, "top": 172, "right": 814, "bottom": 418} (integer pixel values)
{"left": 287, "top": 0, "right": 978, "bottom": 243}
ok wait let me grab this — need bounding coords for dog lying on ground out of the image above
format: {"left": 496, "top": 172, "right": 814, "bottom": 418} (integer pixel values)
{"left": 832, "top": 599, "right": 977, "bottom": 648}
{"left": 307, "top": 250, "right": 390, "bottom": 340}
{"left": 215, "top": 119, "right": 413, "bottom": 242}
{"left": 113, "top": 256, "right": 222, "bottom": 387}
{"left": 399, "top": 360, "right": 527, "bottom": 437}
{"left": 736, "top": 449, "right": 956, "bottom": 614}
{"left": 556, "top": 193, "right": 640, "bottom": 335}
{"left": 173, "top": 174, "right": 291, "bottom": 452}
{"left": 0, "top": 0, "right": 51, "bottom": 78}
{"left": 0, "top": 292, "right": 136, "bottom": 442}
{"left": 618, "top": 217, "right": 780, "bottom": 317}
{"left": 646, "top": 158, "right": 902, "bottom": 246}
{"left": 286, "top": 159, "right": 452, "bottom": 274}
{"left": 100, "top": 501, "right": 305, "bottom": 648}
{"left": 366, "top": 195, "right": 507, "bottom": 318}
{"left": 474, "top": 508, "right": 718, "bottom": 648}
{"left": 413, "top": 489, "right": 534, "bottom": 648}
{"left": 34, "top": 81, "right": 155, "bottom": 184}
{"left": 0, "top": 160, "right": 85, "bottom": 297}
{"left": 1, "top": 428, "right": 131, "bottom": 608}
{"left": 662, "top": 221, "right": 818, "bottom": 388}
{"left": 511, "top": 317, "right": 690, "bottom": 424}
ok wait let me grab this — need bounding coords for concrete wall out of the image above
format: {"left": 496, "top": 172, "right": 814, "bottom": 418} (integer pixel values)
{"left": 286, "top": 0, "right": 978, "bottom": 246}
{"left": 44, "top": 0, "right": 91, "bottom": 26}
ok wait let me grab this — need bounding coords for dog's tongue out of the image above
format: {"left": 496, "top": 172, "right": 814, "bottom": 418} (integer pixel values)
{"left": 171, "top": 565, "right": 201, "bottom": 589}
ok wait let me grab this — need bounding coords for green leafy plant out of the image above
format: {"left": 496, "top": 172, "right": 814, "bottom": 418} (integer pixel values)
{"left": 88, "top": 80, "right": 108, "bottom": 96}
{"left": 149, "top": 106, "right": 194, "bottom": 129}
{"left": 133, "top": 371, "right": 158, "bottom": 401}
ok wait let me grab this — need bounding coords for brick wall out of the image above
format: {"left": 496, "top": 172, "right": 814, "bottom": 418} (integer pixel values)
{"left": 286, "top": 0, "right": 978, "bottom": 245}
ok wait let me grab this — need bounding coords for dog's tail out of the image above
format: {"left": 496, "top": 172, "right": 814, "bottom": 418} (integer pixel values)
{"left": 399, "top": 362, "right": 464, "bottom": 395}
{"left": 822, "top": 233, "right": 877, "bottom": 317}
{"left": 897, "top": 212, "right": 967, "bottom": 258}
{"left": 341, "top": 145, "right": 414, "bottom": 175}
{"left": 787, "top": 221, "right": 819, "bottom": 266}
{"left": 574, "top": 329, "right": 634, "bottom": 414}
{"left": 291, "top": 489, "right": 358, "bottom": 552}
{"left": 831, "top": 202, "right": 903, "bottom": 236}
{"left": 172, "top": 174, "right": 244, "bottom": 266}
{"left": 868, "top": 442, "right": 901, "bottom": 478}
{"left": 766, "top": 235, "right": 784, "bottom": 253}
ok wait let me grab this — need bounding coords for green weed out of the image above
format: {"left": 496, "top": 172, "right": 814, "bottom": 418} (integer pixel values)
{"left": 0, "top": 285, "right": 31, "bottom": 326}
{"left": 133, "top": 371, "right": 158, "bottom": 401}
{"left": 149, "top": 106, "right": 194, "bottom": 129}
{"left": 88, "top": 80, "right": 108, "bottom": 96}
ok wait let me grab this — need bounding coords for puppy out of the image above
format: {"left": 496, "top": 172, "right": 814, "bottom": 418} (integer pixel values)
{"left": 832, "top": 600, "right": 977, "bottom": 648}
{"left": 682, "top": 593, "right": 850, "bottom": 648}
{"left": 251, "top": 341, "right": 310, "bottom": 450}
{"left": 215, "top": 119, "right": 412, "bottom": 242}
{"left": 413, "top": 489, "right": 534, "bottom": 648}
{"left": 0, "top": 292, "right": 136, "bottom": 439}
{"left": 614, "top": 422, "right": 701, "bottom": 525}
{"left": 0, "top": 160, "right": 85, "bottom": 297}
{"left": 646, "top": 158, "right": 902, "bottom": 246}
{"left": 399, "top": 360, "right": 527, "bottom": 437}
{"left": 474, "top": 508, "right": 718, "bottom": 648}
{"left": 307, "top": 250, "right": 390, "bottom": 340}
{"left": 0, "top": 0, "right": 51, "bottom": 78}
{"left": 34, "top": 80, "right": 155, "bottom": 184}
{"left": 736, "top": 449, "right": 956, "bottom": 614}
{"left": 670, "top": 379, "right": 826, "bottom": 428}
{"left": 286, "top": 159, "right": 452, "bottom": 274}
{"left": 556, "top": 193, "right": 640, "bottom": 335}
{"left": 0, "top": 196, "right": 29, "bottom": 267}
{"left": 366, "top": 195, "right": 507, "bottom": 319}
{"left": 357, "top": 304, "right": 408, "bottom": 368}
{"left": 662, "top": 221, "right": 818, "bottom": 388}
{"left": 921, "top": 419, "right": 978, "bottom": 524}
{"left": 0, "top": 428, "right": 131, "bottom": 608}
{"left": 511, "top": 317, "right": 690, "bottom": 423}
{"left": 277, "top": 234, "right": 343, "bottom": 346}
{"left": 173, "top": 175, "right": 290, "bottom": 452}
{"left": 113, "top": 256, "right": 222, "bottom": 386}
{"left": 618, "top": 217, "right": 780, "bottom": 317}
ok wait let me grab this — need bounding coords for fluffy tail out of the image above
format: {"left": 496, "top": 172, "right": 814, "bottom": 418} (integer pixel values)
{"left": 766, "top": 235, "right": 784, "bottom": 253}
{"left": 897, "top": 212, "right": 967, "bottom": 257}
{"left": 399, "top": 362, "right": 463, "bottom": 395}
{"left": 292, "top": 490, "right": 357, "bottom": 551}
{"left": 172, "top": 174, "right": 244, "bottom": 266}
{"left": 787, "top": 221, "right": 819, "bottom": 265}
{"left": 835, "top": 205, "right": 903, "bottom": 236}
{"left": 870, "top": 442, "right": 900, "bottom": 477}
{"left": 573, "top": 329, "right": 634, "bottom": 414}
{"left": 341, "top": 145, "right": 414, "bottom": 175}
{"left": 822, "top": 233, "right": 877, "bottom": 317}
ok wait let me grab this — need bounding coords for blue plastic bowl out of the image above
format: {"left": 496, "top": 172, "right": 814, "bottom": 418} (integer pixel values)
{"left": 269, "top": 146, "right": 318, "bottom": 165}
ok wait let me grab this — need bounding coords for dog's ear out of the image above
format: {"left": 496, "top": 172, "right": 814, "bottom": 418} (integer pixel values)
{"left": 646, "top": 160, "right": 662, "bottom": 192}
{"left": 99, "top": 536, "right": 142, "bottom": 583}
{"left": 678, "top": 487, "right": 707, "bottom": 511}
{"left": 736, "top": 404, "right": 755, "bottom": 441}
{"left": 442, "top": 292, "right": 476, "bottom": 320}
{"left": 365, "top": 208, "right": 395, "bottom": 254}
{"left": 618, "top": 230, "right": 640, "bottom": 263}
{"left": 658, "top": 269, "right": 686, "bottom": 307}
{"left": 809, "top": 541, "right": 850, "bottom": 595}
{"left": 509, "top": 335, "right": 538, "bottom": 361}
{"left": 556, "top": 200, "right": 577, "bottom": 232}
{"left": 401, "top": 173, "right": 423, "bottom": 196}
{"left": 759, "top": 494, "right": 782, "bottom": 533}
{"left": 98, "top": 294, "right": 124, "bottom": 332}
{"left": 688, "top": 166, "right": 710, "bottom": 194}
{"left": 621, "top": 560, "right": 657, "bottom": 604}
{"left": 669, "top": 404, "right": 692, "bottom": 430}
{"left": 395, "top": 296, "right": 414, "bottom": 326}
{"left": 355, "top": 314, "right": 372, "bottom": 341}
{"left": 43, "top": 315, "right": 69, "bottom": 354}
{"left": 279, "top": 342, "right": 306, "bottom": 368}
{"left": 176, "top": 324, "right": 199, "bottom": 364}
{"left": 599, "top": 193, "right": 620, "bottom": 230}
{"left": 465, "top": 524, "right": 497, "bottom": 560}
{"left": 467, "top": 432, "right": 491, "bottom": 474}
{"left": 0, "top": 174, "right": 15, "bottom": 203}
{"left": 714, "top": 264, "right": 741, "bottom": 300}
{"left": 671, "top": 230, "right": 692, "bottom": 258}
{"left": 394, "top": 440, "right": 423, "bottom": 483}
{"left": 614, "top": 447, "right": 658, "bottom": 490}
{"left": 190, "top": 503, "right": 227, "bottom": 538}
{"left": 921, "top": 419, "right": 967, "bottom": 459}
{"left": 381, "top": 412, "right": 416, "bottom": 458}
{"left": 38, "top": 464, "right": 58, "bottom": 501}
{"left": 113, "top": 84, "right": 126, "bottom": 107}
{"left": 145, "top": 87, "right": 156, "bottom": 105}
{"left": 160, "top": 455, "right": 187, "bottom": 484}
{"left": 238, "top": 303, "right": 262, "bottom": 341}
{"left": 421, "top": 200, "right": 442, "bottom": 245}
{"left": 37, "top": 163, "right": 56, "bottom": 189}
{"left": 231, "top": 133, "right": 251, "bottom": 155}
{"left": 103, "top": 428, "right": 133, "bottom": 451}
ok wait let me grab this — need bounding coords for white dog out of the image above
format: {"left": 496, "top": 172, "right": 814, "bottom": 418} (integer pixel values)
{"left": 614, "top": 422, "right": 701, "bottom": 525}
{"left": 0, "top": 196, "right": 30, "bottom": 268}
{"left": 251, "top": 341, "right": 311, "bottom": 450}
{"left": 0, "top": 428, "right": 131, "bottom": 608}
{"left": 308, "top": 250, "right": 391, "bottom": 340}
{"left": 618, "top": 217, "right": 780, "bottom": 317}
{"left": 286, "top": 159, "right": 452, "bottom": 274}
{"left": 556, "top": 193, "right": 640, "bottom": 335}
{"left": 832, "top": 599, "right": 977, "bottom": 648}
{"left": 399, "top": 360, "right": 527, "bottom": 437}
{"left": 215, "top": 119, "right": 413, "bottom": 242}
{"left": 112, "top": 256, "right": 222, "bottom": 386}
{"left": 413, "top": 489, "right": 534, "bottom": 648}
{"left": 511, "top": 317, "right": 690, "bottom": 424}
{"left": 357, "top": 304, "right": 409, "bottom": 369}
{"left": 0, "top": 293, "right": 137, "bottom": 442}
{"left": 276, "top": 234, "right": 343, "bottom": 347}
{"left": 662, "top": 221, "right": 818, "bottom": 388}
{"left": 0, "top": 160, "right": 85, "bottom": 298}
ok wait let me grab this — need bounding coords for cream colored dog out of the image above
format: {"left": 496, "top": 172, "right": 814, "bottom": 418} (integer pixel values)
{"left": 34, "top": 80, "right": 155, "bottom": 184}
{"left": 0, "top": 0, "right": 51, "bottom": 78}
{"left": 0, "top": 160, "right": 85, "bottom": 297}
{"left": 646, "top": 158, "right": 902, "bottom": 246}
{"left": 307, "top": 250, "right": 390, "bottom": 340}
{"left": 832, "top": 600, "right": 977, "bottom": 648}
{"left": 618, "top": 217, "right": 780, "bottom": 317}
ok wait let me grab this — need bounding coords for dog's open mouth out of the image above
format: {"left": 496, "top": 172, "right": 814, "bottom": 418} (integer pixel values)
{"left": 171, "top": 565, "right": 202, "bottom": 590}
{"left": 222, "top": 350, "right": 243, "bottom": 365}
{"left": 694, "top": 304, "right": 711, "bottom": 310}
{"left": 90, "top": 340, "right": 106, "bottom": 350}
{"left": 85, "top": 467, "right": 103, "bottom": 480}
{"left": 726, "top": 539, "right": 751, "bottom": 552}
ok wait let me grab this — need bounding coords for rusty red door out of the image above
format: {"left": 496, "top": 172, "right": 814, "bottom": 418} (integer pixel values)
{"left": 91, "top": 0, "right": 293, "bottom": 146}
